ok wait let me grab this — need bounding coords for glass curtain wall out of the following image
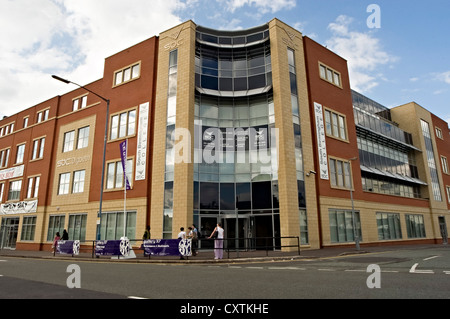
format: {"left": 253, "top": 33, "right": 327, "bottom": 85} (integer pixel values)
{"left": 421, "top": 119, "right": 443, "bottom": 201}
{"left": 193, "top": 25, "right": 290, "bottom": 249}
{"left": 288, "top": 47, "right": 307, "bottom": 244}
{"left": 163, "top": 49, "right": 178, "bottom": 239}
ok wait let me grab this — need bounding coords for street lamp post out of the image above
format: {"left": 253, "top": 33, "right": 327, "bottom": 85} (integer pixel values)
{"left": 52, "top": 75, "right": 110, "bottom": 240}
{"left": 348, "top": 157, "right": 360, "bottom": 251}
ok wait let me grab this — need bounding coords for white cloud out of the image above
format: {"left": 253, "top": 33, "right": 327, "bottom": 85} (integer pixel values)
{"left": 226, "top": 0, "right": 296, "bottom": 14}
{"left": 0, "top": 0, "right": 191, "bottom": 117}
{"left": 325, "top": 15, "right": 397, "bottom": 93}
{"left": 435, "top": 71, "right": 450, "bottom": 85}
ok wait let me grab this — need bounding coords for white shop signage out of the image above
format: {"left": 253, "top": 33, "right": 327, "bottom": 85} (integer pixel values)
{"left": 0, "top": 165, "right": 24, "bottom": 181}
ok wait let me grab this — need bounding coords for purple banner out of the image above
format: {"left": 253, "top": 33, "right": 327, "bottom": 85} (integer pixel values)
{"left": 56, "top": 240, "right": 80, "bottom": 255}
{"left": 119, "top": 140, "right": 131, "bottom": 190}
{"left": 143, "top": 239, "right": 192, "bottom": 257}
{"left": 95, "top": 239, "right": 130, "bottom": 257}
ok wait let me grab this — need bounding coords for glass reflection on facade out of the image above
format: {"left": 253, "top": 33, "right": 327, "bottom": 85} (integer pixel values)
{"left": 193, "top": 24, "right": 306, "bottom": 248}
{"left": 353, "top": 91, "right": 424, "bottom": 199}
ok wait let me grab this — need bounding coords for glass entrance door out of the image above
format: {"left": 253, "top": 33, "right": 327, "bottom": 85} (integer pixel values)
{"left": 0, "top": 217, "right": 20, "bottom": 250}
{"left": 222, "top": 215, "right": 254, "bottom": 251}
{"left": 439, "top": 216, "right": 448, "bottom": 245}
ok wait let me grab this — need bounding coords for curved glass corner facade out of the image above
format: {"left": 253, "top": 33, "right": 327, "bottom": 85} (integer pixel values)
{"left": 194, "top": 25, "right": 286, "bottom": 249}
{"left": 195, "top": 25, "right": 272, "bottom": 97}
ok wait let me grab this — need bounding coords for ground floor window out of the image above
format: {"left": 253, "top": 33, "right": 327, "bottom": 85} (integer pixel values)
{"left": 47, "top": 215, "right": 65, "bottom": 241}
{"left": 99, "top": 211, "right": 136, "bottom": 240}
{"left": 376, "top": 212, "right": 402, "bottom": 240}
{"left": 68, "top": 214, "right": 87, "bottom": 242}
{"left": 405, "top": 214, "right": 426, "bottom": 239}
{"left": 329, "top": 209, "right": 361, "bottom": 243}
{"left": 299, "top": 209, "right": 308, "bottom": 245}
{"left": 20, "top": 216, "right": 36, "bottom": 241}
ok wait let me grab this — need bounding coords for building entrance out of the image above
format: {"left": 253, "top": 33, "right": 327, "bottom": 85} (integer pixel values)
{"left": 0, "top": 217, "right": 20, "bottom": 250}
{"left": 439, "top": 216, "right": 448, "bottom": 245}
{"left": 222, "top": 215, "right": 255, "bottom": 250}
{"left": 198, "top": 213, "right": 278, "bottom": 251}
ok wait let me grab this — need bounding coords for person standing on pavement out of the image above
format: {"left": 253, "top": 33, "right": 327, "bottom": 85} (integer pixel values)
{"left": 208, "top": 223, "right": 224, "bottom": 260}
{"left": 52, "top": 232, "right": 61, "bottom": 254}
{"left": 142, "top": 225, "right": 151, "bottom": 240}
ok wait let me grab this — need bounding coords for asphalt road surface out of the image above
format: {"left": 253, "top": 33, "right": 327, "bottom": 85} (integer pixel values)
{"left": 0, "top": 245, "right": 449, "bottom": 300}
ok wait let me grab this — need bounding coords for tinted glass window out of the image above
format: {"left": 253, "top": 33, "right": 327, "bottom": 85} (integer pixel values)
{"left": 248, "top": 74, "right": 266, "bottom": 90}
{"left": 236, "top": 183, "right": 251, "bottom": 210}
{"left": 201, "top": 75, "right": 218, "bottom": 90}
{"left": 220, "top": 183, "right": 235, "bottom": 210}
{"left": 252, "top": 181, "right": 272, "bottom": 209}
{"left": 233, "top": 37, "right": 245, "bottom": 45}
{"left": 219, "top": 78, "right": 233, "bottom": 91}
{"left": 234, "top": 78, "right": 247, "bottom": 91}
{"left": 200, "top": 182, "right": 219, "bottom": 209}
{"left": 247, "top": 32, "right": 264, "bottom": 43}
{"left": 298, "top": 180, "right": 306, "bottom": 208}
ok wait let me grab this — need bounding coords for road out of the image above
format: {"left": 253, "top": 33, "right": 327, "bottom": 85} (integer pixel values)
{"left": 0, "top": 245, "right": 449, "bottom": 301}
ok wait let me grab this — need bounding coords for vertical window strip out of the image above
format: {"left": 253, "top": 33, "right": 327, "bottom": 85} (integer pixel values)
{"left": 163, "top": 49, "right": 178, "bottom": 239}
{"left": 421, "top": 119, "right": 443, "bottom": 201}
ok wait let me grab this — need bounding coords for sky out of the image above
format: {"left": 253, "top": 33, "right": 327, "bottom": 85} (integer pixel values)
{"left": 1, "top": 0, "right": 449, "bottom": 125}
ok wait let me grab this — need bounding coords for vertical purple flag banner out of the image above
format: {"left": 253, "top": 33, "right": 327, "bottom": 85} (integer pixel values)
{"left": 119, "top": 140, "right": 131, "bottom": 190}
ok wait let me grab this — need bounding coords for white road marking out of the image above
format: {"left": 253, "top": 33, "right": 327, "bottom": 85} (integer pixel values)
{"left": 423, "top": 256, "right": 440, "bottom": 261}
{"left": 443, "top": 271, "right": 450, "bottom": 275}
{"left": 318, "top": 269, "right": 335, "bottom": 271}
{"left": 128, "top": 296, "right": 148, "bottom": 300}
{"left": 409, "top": 263, "right": 434, "bottom": 274}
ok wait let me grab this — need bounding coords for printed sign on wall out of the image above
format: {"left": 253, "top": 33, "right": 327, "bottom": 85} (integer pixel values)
{"left": 314, "top": 103, "right": 329, "bottom": 180}
{"left": 135, "top": 102, "right": 149, "bottom": 181}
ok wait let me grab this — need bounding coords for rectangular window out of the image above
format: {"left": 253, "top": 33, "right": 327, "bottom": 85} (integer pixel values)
{"left": 63, "top": 131, "right": 75, "bottom": 153}
{"left": 27, "top": 176, "right": 40, "bottom": 199}
{"left": 113, "top": 62, "right": 141, "bottom": 86}
{"left": 23, "top": 117, "right": 29, "bottom": 129}
{"left": 110, "top": 110, "right": 137, "bottom": 140}
{"left": 436, "top": 127, "right": 443, "bottom": 139}
{"left": 447, "top": 186, "right": 450, "bottom": 203}
{"left": 16, "top": 144, "right": 25, "bottom": 164}
{"left": 376, "top": 212, "right": 402, "bottom": 240}
{"left": 441, "top": 156, "right": 449, "bottom": 174}
{"left": 99, "top": 211, "right": 136, "bottom": 240}
{"left": 58, "top": 173, "right": 71, "bottom": 195}
{"left": 73, "top": 95, "right": 88, "bottom": 111}
{"left": 0, "top": 149, "right": 10, "bottom": 168}
{"left": 329, "top": 209, "right": 361, "bottom": 243}
{"left": 8, "top": 180, "right": 22, "bottom": 201}
{"left": 405, "top": 214, "right": 426, "bottom": 239}
{"left": 37, "top": 109, "right": 49, "bottom": 123}
{"left": 32, "top": 137, "right": 45, "bottom": 160}
{"left": 21, "top": 216, "right": 37, "bottom": 241}
{"left": 106, "top": 159, "right": 133, "bottom": 190}
{"left": 319, "top": 62, "right": 342, "bottom": 87}
{"left": 77, "top": 126, "right": 90, "bottom": 149}
{"left": 47, "top": 215, "right": 65, "bottom": 242}
{"left": 68, "top": 214, "right": 87, "bottom": 242}
{"left": 329, "top": 158, "right": 352, "bottom": 189}
{"left": 0, "top": 183, "right": 4, "bottom": 203}
{"left": 72, "top": 170, "right": 85, "bottom": 194}
{"left": 299, "top": 209, "right": 309, "bottom": 245}
{"left": 324, "top": 109, "right": 347, "bottom": 140}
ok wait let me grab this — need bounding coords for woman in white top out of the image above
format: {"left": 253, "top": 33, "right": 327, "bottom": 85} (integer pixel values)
{"left": 209, "top": 223, "right": 224, "bottom": 260}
